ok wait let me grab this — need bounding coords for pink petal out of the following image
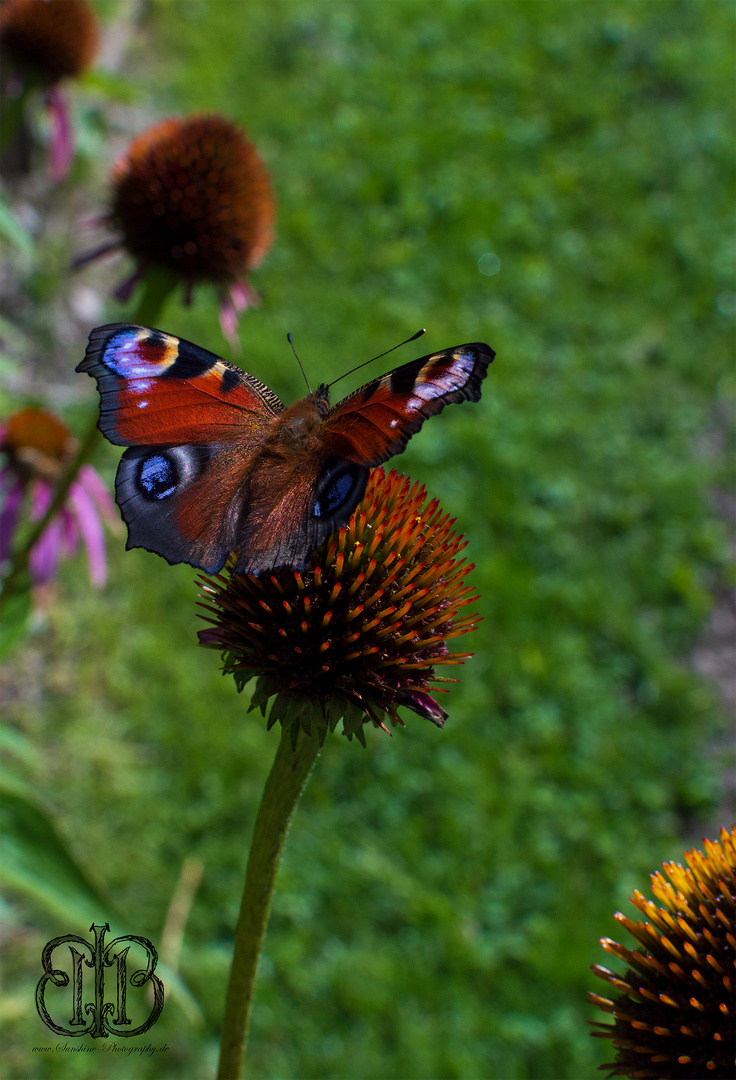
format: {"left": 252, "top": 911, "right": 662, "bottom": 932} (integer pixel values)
{"left": 78, "top": 464, "right": 117, "bottom": 524}
{"left": 68, "top": 478, "right": 107, "bottom": 587}
{"left": 46, "top": 85, "right": 73, "bottom": 182}
{"left": 78, "top": 213, "right": 112, "bottom": 230}
{"left": 230, "top": 281, "right": 250, "bottom": 313}
{"left": 0, "top": 475, "right": 26, "bottom": 562}
{"left": 234, "top": 279, "right": 261, "bottom": 311}
{"left": 29, "top": 514, "right": 65, "bottom": 585}
{"left": 396, "top": 689, "right": 448, "bottom": 727}
{"left": 71, "top": 239, "right": 122, "bottom": 270}
{"left": 60, "top": 506, "right": 78, "bottom": 558}
{"left": 30, "top": 479, "right": 53, "bottom": 521}
{"left": 219, "top": 280, "right": 262, "bottom": 342}
{"left": 26, "top": 480, "right": 63, "bottom": 584}
{"left": 113, "top": 268, "right": 144, "bottom": 303}
{"left": 219, "top": 293, "right": 239, "bottom": 343}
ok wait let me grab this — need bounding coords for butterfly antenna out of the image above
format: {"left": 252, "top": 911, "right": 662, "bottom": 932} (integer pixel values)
{"left": 328, "top": 328, "right": 426, "bottom": 390}
{"left": 287, "top": 333, "right": 311, "bottom": 393}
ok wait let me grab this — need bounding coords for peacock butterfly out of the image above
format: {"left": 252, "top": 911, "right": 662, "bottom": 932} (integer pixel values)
{"left": 77, "top": 324, "right": 494, "bottom": 576}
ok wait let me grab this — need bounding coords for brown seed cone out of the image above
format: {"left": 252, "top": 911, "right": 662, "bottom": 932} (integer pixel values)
{"left": 589, "top": 825, "right": 736, "bottom": 1079}
{"left": 198, "top": 468, "right": 481, "bottom": 743}
{"left": 1, "top": 0, "right": 98, "bottom": 82}
{"left": 109, "top": 114, "right": 275, "bottom": 286}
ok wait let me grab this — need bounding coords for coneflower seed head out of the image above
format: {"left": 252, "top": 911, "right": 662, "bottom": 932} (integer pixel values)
{"left": 109, "top": 114, "right": 275, "bottom": 286}
{"left": 198, "top": 469, "right": 481, "bottom": 744}
{"left": 589, "top": 825, "right": 736, "bottom": 1079}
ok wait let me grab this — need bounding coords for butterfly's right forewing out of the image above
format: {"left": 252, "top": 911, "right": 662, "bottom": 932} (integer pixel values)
{"left": 321, "top": 342, "right": 494, "bottom": 466}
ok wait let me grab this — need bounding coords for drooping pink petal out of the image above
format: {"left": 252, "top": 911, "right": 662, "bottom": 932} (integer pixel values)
{"left": 68, "top": 477, "right": 107, "bottom": 587}
{"left": 71, "top": 239, "right": 122, "bottom": 270}
{"left": 26, "top": 480, "right": 61, "bottom": 584}
{"left": 29, "top": 513, "right": 65, "bottom": 585}
{"left": 77, "top": 464, "right": 117, "bottom": 524}
{"left": 46, "top": 85, "right": 73, "bottom": 182}
{"left": 230, "top": 280, "right": 252, "bottom": 313}
{"left": 78, "top": 213, "right": 112, "bottom": 230}
{"left": 0, "top": 475, "right": 26, "bottom": 563}
{"left": 113, "top": 268, "right": 144, "bottom": 304}
{"left": 60, "top": 506, "right": 79, "bottom": 558}
{"left": 29, "top": 478, "right": 53, "bottom": 521}
{"left": 395, "top": 689, "right": 449, "bottom": 727}
{"left": 219, "top": 292, "right": 239, "bottom": 343}
{"left": 219, "top": 280, "right": 261, "bottom": 343}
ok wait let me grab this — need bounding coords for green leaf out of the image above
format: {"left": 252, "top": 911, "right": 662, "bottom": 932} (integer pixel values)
{"left": 0, "top": 587, "right": 31, "bottom": 661}
{"left": 0, "top": 783, "right": 111, "bottom": 928}
{"left": 0, "top": 776, "right": 204, "bottom": 1025}
{"left": 0, "top": 196, "right": 35, "bottom": 261}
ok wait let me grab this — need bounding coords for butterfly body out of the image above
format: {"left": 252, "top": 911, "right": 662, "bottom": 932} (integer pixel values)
{"left": 78, "top": 325, "right": 494, "bottom": 576}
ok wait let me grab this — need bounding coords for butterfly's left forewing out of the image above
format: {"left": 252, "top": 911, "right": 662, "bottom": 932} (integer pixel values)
{"left": 322, "top": 343, "right": 494, "bottom": 466}
{"left": 77, "top": 324, "right": 286, "bottom": 573}
{"left": 78, "top": 324, "right": 285, "bottom": 446}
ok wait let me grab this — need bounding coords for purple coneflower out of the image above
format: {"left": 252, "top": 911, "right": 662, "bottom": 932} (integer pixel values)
{"left": 198, "top": 468, "right": 481, "bottom": 742}
{"left": 0, "top": 0, "right": 99, "bottom": 180}
{"left": 0, "top": 407, "right": 116, "bottom": 587}
{"left": 76, "top": 114, "right": 275, "bottom": 340}
{"left": 589, "top": 825, "right": 735, "bottom": 1079}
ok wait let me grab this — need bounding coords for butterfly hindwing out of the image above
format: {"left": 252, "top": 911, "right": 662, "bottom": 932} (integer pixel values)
{"left": 76, "top": 324, "right": 285, "bottom": 573}
{"left": 322, "top": 342, "right": 494, "bottom": 466}
{"left": 231, "top": 455, "right": 370, "bottom": 577}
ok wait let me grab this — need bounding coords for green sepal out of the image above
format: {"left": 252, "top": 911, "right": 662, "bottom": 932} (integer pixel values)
{"left": 268, "top": 691, "right": 298, "bottom": 731}
{"left": 232, "top": 667, "right": 258, "bottom": 694}
{"left": 249, "top": 675, "right": 276, "bottom": 716}
{"left": 340, "top": 701, "right": 367, "bottom": 738}
{"left": 323, "top": 695, "right": 350, "bottom": 734}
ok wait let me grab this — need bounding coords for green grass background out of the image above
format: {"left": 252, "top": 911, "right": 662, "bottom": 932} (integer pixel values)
{"left": 1, "top": 1, "right": 734, "bottom": 1078}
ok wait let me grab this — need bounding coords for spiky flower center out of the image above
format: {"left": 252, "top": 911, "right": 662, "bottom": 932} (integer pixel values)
{"left": 0, "top": 0, "right": 98, "bottom": 82}
{"left": 590, "top": 826, "right": 736, "bottom": 1079}
{"left": 110, "top": 114, "right": 275, "bottom": 284}
{"left": 198, "top": 469, "right": 480, "bottom": 740}
{"left": 1, "top": 407, "right": 74, "bottom": 481}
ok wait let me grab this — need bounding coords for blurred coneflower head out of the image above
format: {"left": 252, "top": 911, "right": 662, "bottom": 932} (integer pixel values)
{"left": 198, "top": 468, "right": 481, "bottom": 743}
{"left": 589, "top": 825, "right": 736, "bottom": 1079}
{"left": 0, "top": 407, "right": 116, "bottom": 587}
{"left": 76, "top": 114, "right": 275, "bottom": 339}
{"left": 0, "top": 0, "right": 99, "bottom": 179}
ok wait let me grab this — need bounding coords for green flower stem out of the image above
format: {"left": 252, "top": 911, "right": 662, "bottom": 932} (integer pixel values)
{"left": 0, "top": 74, "right": 41, "bottom": 156}
{"left": 217, "top": 724, "right": 321, "bottom": 1080}
{"left": 131, "top": 266, "right": 180, "bottom": 326}
{"left": 0, "top": 410, "right": 100, "bottom": 607}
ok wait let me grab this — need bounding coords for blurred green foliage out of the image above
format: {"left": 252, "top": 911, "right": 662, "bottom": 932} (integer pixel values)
{"left": 1, "top": 1, "right": 734, "bottom": 1078}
